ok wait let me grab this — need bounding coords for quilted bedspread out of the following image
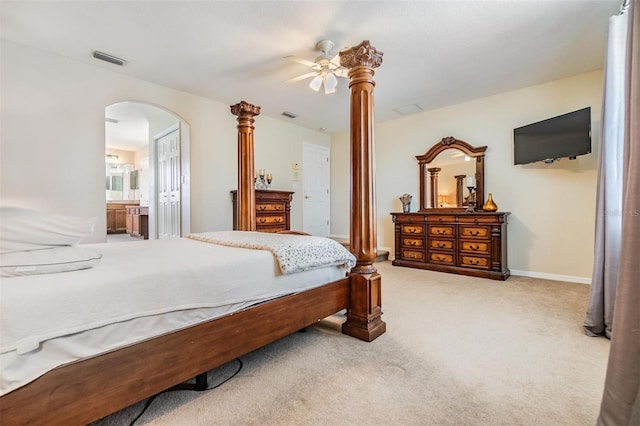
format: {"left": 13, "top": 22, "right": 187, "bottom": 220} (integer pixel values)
{"left": 186, "top": 231, "right": 356, "bottom": 274}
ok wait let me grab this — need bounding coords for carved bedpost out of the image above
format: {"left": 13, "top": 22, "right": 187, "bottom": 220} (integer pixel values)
{"left": 339, "top": 40, "right": 386, "bottom": 342}
{"left": 230, "top": 101, "right": 261, "bottom": 231}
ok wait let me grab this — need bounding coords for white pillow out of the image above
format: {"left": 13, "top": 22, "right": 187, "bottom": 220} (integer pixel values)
{"left": 0, "top": 207, "right": 97, "bottom": 254}
{"left": 0, "top": 246, "right": 102, "bottom": 277}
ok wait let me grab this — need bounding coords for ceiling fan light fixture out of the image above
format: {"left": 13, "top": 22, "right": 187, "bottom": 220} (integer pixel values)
{"left": 324, "top": 72, "right": 338, "bottom": 94}
{"left": 309, "top": 75, "right": 323, "bottom": 92}
{"left": 286, "top": 39, "right": 348, "bottom": 95}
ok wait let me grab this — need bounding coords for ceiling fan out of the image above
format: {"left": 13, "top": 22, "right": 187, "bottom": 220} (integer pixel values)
{"left": 285, "top": 40, "right": 349, "bottom": 94}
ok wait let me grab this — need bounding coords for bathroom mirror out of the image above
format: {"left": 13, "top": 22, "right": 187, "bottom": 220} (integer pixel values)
{"left": 105, "top": 162, "right": 135, "bottom": 201}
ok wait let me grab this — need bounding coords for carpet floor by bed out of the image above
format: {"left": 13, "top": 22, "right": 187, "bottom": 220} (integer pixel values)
{"left": 92, "top": 261, "right": 610, "bottom": 426}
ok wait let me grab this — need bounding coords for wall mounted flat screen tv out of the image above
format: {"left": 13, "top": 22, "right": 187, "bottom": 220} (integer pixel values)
{"left": 513, "top": 107, "right": 591, "bottom": 165}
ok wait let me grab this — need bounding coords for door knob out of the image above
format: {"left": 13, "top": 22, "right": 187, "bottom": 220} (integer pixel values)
{"left": 305, "top": 195, "right": 310, "bottom": 199}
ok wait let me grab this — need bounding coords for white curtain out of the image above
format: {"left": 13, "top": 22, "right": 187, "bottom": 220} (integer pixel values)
{"left": 583, "top": 4, "right": 628, "bottom": 338}
{"left": 590, "top": 0, "right": 640, "bottom": 424}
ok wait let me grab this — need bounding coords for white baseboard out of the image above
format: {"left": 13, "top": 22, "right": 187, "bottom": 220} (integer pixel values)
{"left": 510, "top": 269, "right": 591, "bottom": 285}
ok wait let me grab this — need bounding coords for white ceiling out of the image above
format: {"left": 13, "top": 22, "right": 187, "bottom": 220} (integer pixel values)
{"left": 1, "top": 1, "right": 621, "bottom": 135}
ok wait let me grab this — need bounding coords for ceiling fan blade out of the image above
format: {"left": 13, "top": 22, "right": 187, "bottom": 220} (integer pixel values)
{"left": 284, "top": 55, "right": 319, "bottom": 68}
{"left": 330, "top": 53, "right": 342, "bottom": 66}
{"left": 333, "top": 67, "right": 350, "bottom": 78}
{"left": 285, "top": 72, "right": 318, "bottom": 83}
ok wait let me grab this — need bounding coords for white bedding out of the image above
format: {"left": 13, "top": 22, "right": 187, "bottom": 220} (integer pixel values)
{"left": 0, "top": 235, "right": 352, "bottom": 395}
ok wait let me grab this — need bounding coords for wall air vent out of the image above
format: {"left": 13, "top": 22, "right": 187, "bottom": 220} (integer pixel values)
{"left": 92, "top": 50, "right": 127, "bottom": 66}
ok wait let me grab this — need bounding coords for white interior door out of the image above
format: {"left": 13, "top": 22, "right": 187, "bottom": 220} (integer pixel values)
{"left": 156, "top": 124, "right": 181, "bottom": 239}
{"left": 302, "top": 143, "right": 330, "bottom": 236}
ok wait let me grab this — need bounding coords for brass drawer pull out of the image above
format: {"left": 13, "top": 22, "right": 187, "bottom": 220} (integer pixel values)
{"left": 275, "top": 217, "right": 282, "bottom": 223}
{"left": 469, "top": 230, "right": 480, "bottom": 236}
{"left": 470, "top": 245, "right": 479, "bottom": 250}
{"left": 258, "top": 205, "right": 267, "bottom": 211}
{"left": 258, "top": 218, "right": 266, "bottom": 223}
{"left": 437, "top": 243, "right": 447, "bottom": 248}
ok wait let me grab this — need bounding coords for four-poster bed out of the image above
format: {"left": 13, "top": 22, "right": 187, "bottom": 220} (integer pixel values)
{"left": 0, "top": 40, "right": 385, "bottom": 425}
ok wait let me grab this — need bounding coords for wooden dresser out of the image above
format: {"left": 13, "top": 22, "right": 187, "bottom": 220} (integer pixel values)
{"left": 231, "top": 190, "right": 294, "bottom": 233}
{"left": 391, "top": 211, "right": 510, "bottom": 280}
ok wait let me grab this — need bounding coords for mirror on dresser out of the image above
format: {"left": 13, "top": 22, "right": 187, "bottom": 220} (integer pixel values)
{"left": 416, "top": 137, "right": 487, "bottom": 211}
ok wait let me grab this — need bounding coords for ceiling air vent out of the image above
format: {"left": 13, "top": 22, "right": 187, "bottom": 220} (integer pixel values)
{"left": 92, "top": 50, "right": 127, "bottom": 66}
{"left": 281, "top": 111, "right": 298, "bottom": 119}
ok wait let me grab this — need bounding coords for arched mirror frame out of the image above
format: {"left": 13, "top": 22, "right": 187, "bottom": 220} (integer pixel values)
{"left": 416, "top": 136, "right": 487, "bottom": 211}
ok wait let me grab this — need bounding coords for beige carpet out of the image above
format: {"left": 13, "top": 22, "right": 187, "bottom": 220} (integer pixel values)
{"left": 93, "top": 262, "right": 610, "bottom": 425}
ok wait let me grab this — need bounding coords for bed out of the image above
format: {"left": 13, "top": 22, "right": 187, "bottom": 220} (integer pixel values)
{"left": 0, "top": 40, "right": 385, "bottom": 425}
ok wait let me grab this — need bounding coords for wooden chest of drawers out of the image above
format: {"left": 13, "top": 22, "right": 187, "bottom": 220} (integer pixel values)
{"left": 231, "top": 190, "right": 294, "bottom": 233}
{"left": 391, "top": 211, "right": 510, "bottom": 280}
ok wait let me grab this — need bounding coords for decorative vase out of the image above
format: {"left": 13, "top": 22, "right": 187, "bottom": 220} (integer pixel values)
{"left": 399, "top": 193, "right": 412, "bottom": 213}
{"left": 483, "top": 193, "right": 498, "bottom": 212}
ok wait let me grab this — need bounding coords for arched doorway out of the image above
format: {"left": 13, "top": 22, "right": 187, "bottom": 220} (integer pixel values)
{"left": 105, "top": 101, "right": 190, "bottom": 240}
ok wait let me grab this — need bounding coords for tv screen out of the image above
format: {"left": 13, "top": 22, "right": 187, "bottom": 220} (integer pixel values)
{"left": 513, "top": 107, "right": 591, "bottom": 165}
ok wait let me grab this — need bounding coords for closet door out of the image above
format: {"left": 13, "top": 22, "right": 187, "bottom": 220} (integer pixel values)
{"left": 156, "top": 125, "right": 181, "bottom": 239}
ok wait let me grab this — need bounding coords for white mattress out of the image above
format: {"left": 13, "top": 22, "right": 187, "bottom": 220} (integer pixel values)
{"left": 0, "top": 237, "right": 349, "bottom": 395}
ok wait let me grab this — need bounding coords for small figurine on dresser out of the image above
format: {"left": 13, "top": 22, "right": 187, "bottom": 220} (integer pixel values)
{"left": 399, "top": 193, "right": 412, "bottom": 213}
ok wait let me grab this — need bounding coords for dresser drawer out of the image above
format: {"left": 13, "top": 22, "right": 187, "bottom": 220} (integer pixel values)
{"left": 401, "top": 249, "right": 425, "bottom": 261}
{"left": 459, "top": 255, "right": 490, "bottom": 270}
{"left": 260, "top": 226, "right": 287, "bottom": 233}
{"left": 427, "top": 215, "right": 456, "bottom": 223}
{"left": 402, "top": 237, "right": 424, "bottom": 248}
{"left": 402, "top": 224, "right": 424, "bottom": 235}
{"left": 460, "top": 241, "right": 489, "bottom": 254}
{"left": 393, "top": 214, "right": 426, "bottom": 223}
{"left": 458, "top": 215, "right": 503, "bottom": 224}
{"left": 256, "top": 203, "right": 284, "bottom": 212}
{"left": 430, "top": 239, "right": 454, "bottom": 251}
{"left": 256, "top": 215, "right": 285, "bottom": 226}
{"left": 459, "top": 225, "right": 490, "bottom": 239}
{"left": 429, "top": 251, "right": 455, "bottom": 265}
{"left": 429, "top": 225, "right": 455, "bottom": 237}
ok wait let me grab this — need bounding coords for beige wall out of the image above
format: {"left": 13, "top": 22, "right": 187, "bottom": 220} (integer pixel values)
{"left": 1, "top": 40, "right": 329, "bottom": 241}
{"left": 331, "top": 70, "right": 602, "bottom": 283}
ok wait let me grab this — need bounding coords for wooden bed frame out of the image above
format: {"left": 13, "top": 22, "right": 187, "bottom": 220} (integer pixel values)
{"left": 0, "top": 40, "right": 385, "bottom": 425}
